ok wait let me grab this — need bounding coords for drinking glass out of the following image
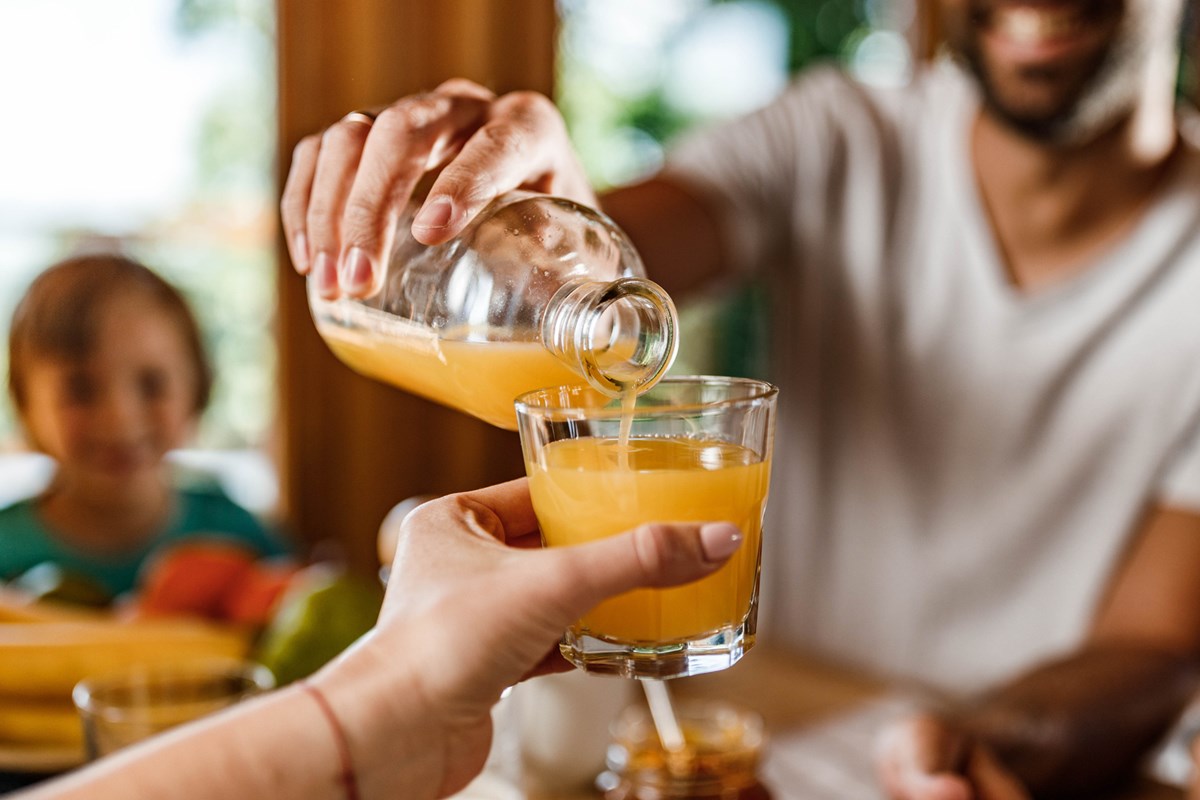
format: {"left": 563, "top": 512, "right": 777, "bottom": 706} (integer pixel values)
{"left": 72, "top": 660, "right": 273, "bottom": 759}
{"left": 515, "top": 376, "right": 777, "bottom": 679}
{"left": 598, "top": 700, "right": 770, "bottom": 799}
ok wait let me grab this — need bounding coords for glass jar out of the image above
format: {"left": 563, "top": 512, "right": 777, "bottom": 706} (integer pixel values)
{"left": 308, "top": 191, "right": 678, "bottom": 430}
{"left": 598, "top": 701, "right": 771, "bottom": 800}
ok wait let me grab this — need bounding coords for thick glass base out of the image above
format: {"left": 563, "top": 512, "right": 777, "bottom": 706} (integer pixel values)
{"left": 560, "top": 620, "right": 756, "bottom": 680}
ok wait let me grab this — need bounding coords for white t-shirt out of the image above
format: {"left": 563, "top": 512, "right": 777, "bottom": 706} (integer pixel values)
{"left": 664, "top": 62, "right": 1200, "bottom": 694}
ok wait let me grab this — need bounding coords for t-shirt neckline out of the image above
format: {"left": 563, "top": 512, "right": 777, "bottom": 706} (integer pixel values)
{"left": 940, "top": 69, "right": 1200, "bottom": 316}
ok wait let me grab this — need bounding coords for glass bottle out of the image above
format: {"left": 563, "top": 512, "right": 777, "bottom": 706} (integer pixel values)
{"left": 308, "top": 191, "right": 678, "bottom": 430}
{"left": 598, "top": 701, "right": 772, "bottom": 800}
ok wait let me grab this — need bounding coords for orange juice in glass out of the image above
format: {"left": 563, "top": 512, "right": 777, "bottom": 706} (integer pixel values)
{"left": 516, "top": 376, "right": 777, "bottom": 679}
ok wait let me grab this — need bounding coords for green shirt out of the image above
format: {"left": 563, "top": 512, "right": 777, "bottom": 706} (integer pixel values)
{"left": 0, "top": 485, "right": 290, "bottom": 598}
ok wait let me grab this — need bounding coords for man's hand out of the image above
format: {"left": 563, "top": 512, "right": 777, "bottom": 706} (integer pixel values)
{"left": 876, "top": 713, "right": 1031, "bottom": 800}
{"left": 280, "top": 78, "right": 596, "bottom": 300}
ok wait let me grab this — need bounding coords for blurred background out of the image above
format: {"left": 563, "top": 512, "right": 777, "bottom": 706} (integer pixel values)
{"left": 0, "top": 0, "right": 958, "bottom": 572}
{"left": 0, "top": 0, "right": 278, "bottom": 511}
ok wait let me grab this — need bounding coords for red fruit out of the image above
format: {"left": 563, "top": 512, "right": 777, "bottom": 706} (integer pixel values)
{"left": 222, "top": 561, "right": 301, "bottom": 627}
{"left": 137, "top": 541, "right": 257, "bottom": 620}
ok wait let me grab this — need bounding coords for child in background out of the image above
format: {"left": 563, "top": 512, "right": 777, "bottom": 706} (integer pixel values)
{"left": 0, "top": 254, "right": 289, "bottom": 603}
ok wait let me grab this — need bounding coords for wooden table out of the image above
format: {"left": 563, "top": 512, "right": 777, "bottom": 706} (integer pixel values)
{"left": 531, "top": 646, "right": 1183, "bottom": 799}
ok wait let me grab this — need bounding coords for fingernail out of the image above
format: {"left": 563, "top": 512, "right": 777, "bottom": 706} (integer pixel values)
{"left": 293, "top": 232, "right": 310, "bottom": 273}
{"left": 340, "top": 247, "right": 374, "bottom": 293}
{"left": 314, "top": 251, "right": 338, "bottom": 298}
{"left": 413, "top": 196, "right": 453, "bottom": 230}
{"left": 699, "top": 523, "right": 742, "bottom": 563}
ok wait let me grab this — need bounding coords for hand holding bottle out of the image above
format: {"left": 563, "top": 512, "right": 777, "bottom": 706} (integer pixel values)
{"left": 280, "top": 78, "right": 596, "bottom": 300}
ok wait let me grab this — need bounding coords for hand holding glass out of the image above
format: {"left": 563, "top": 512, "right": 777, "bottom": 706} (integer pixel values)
{"left": 516, "top": 376, "right": 777, "bottom": 679}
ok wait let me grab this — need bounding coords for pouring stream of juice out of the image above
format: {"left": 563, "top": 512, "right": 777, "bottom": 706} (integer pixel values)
{"left": 619, "top": 387, "right": 684, "bottom": 752}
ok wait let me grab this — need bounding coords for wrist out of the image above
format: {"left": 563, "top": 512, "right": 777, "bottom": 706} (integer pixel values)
{"left": 308, "top": 628, "right": 444, "bottom": 800}
{"left": 295, "top": 681, "right": 359, "bottom": 799}
{"left": 956, "top": 700, "right": 1069, "bottom": 754}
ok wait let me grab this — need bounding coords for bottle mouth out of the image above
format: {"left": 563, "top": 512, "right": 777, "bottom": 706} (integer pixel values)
{"left": 572, "top": 278, "right": 679, "bottom": 397}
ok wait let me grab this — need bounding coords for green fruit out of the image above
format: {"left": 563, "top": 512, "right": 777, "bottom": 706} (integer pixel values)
{"left": 253, "top": 566, "right": 383, "bottom": 686}
{"left": 12, "top": 562, "right": 113, "bottom": 608}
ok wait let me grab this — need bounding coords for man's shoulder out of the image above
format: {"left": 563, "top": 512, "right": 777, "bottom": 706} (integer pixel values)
{"left": 772, "top": 58, "right": 971, "bottom": 150}
{"left": 788, "top": 57, "right": 968, "bottom": 107}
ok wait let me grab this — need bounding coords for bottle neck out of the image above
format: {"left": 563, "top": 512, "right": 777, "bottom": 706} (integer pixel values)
{"left": 540, "top": 277, "right": 678, "bottom": 397}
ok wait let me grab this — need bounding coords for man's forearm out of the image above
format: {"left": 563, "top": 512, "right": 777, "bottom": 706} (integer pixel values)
{"left": 961, "top": 644, "right": 1200, "bottom": 797}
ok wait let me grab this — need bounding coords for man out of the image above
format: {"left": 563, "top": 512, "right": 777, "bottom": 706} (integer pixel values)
{"left": 282, "top": 0, "right": 1200, "bottom": 795}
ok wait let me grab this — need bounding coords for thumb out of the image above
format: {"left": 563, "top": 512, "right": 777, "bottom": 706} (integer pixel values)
{"left": 544, "top": 521, "right": 744, "bottom": 619}
{"left": 876, "top": 715, "right": 973, "bottom": 800}
{"left": 967, "top": 748, "right": 1030, "bottom": 800}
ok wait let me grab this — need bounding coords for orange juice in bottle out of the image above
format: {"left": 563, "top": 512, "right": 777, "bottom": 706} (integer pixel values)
{"left": 309, "top": 192, "right": 677, "bottom": 428}
{"left": 318, "top": 317, "right": 583, "bottom": 430}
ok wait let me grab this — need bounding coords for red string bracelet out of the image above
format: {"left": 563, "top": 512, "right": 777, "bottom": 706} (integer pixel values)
{"left": 298, "top": 679, "right": 360, "bottom": 800}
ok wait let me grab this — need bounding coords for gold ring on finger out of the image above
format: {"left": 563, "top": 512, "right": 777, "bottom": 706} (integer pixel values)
{"left": 342, "top": 110, "right": 377, "bottom": 126}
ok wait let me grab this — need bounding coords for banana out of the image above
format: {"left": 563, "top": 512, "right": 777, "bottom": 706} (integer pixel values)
{"left": 0, "top": 587, "right": 106, "bottom": 624}
{"left": 0, "top": 699, "right": 81, "bottom": 747}
{"left": 0, "top": 619, "right": 251, "bottom": 699}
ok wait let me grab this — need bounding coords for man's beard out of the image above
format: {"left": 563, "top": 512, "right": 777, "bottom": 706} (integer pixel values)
{"left": 951, "top": 1, "right": 1174, "bottom": 146}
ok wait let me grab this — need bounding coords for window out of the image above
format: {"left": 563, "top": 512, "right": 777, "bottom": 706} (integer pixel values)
{"left": 556, "top": 0, "right": 916, "bottom": 377}
{"left": 0, "top": 0, "right": 276, "bottom": 453}
{"left": 558, "top": 0, "right": 915, "bottom": 188}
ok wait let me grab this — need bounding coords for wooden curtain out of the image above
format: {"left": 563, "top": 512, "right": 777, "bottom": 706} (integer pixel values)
{"left": 914, "top": 0, "right": 942, "bottom": 60}
{"left": 275, "top": 0, "right": 557, "bottom": 574}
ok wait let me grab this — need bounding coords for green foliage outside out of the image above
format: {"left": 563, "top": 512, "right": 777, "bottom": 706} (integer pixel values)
{"left": 557, "top": 0, "right": 871, "bottom": 381}
{"left": 0, "top": 0, "right": 276, "bottom": 450}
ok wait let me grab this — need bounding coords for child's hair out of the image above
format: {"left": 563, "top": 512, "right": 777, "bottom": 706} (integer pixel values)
{"left": 7, "top": 253, "right": 214, "bottom": 414}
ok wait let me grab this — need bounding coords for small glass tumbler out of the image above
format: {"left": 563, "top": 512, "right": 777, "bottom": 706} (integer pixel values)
{"left": 598, "top": 700, "right": 771, "bottom": 799}
{"left": 516, "top": 375, "right": 777, "bottom": 679}
{"left": 72, "top": 660, "right": 273, "bottom": 759}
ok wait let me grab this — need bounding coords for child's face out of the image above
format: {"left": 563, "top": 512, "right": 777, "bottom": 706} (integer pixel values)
{"left": 19, "top": 292, "right": 200, "bottom": 498}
